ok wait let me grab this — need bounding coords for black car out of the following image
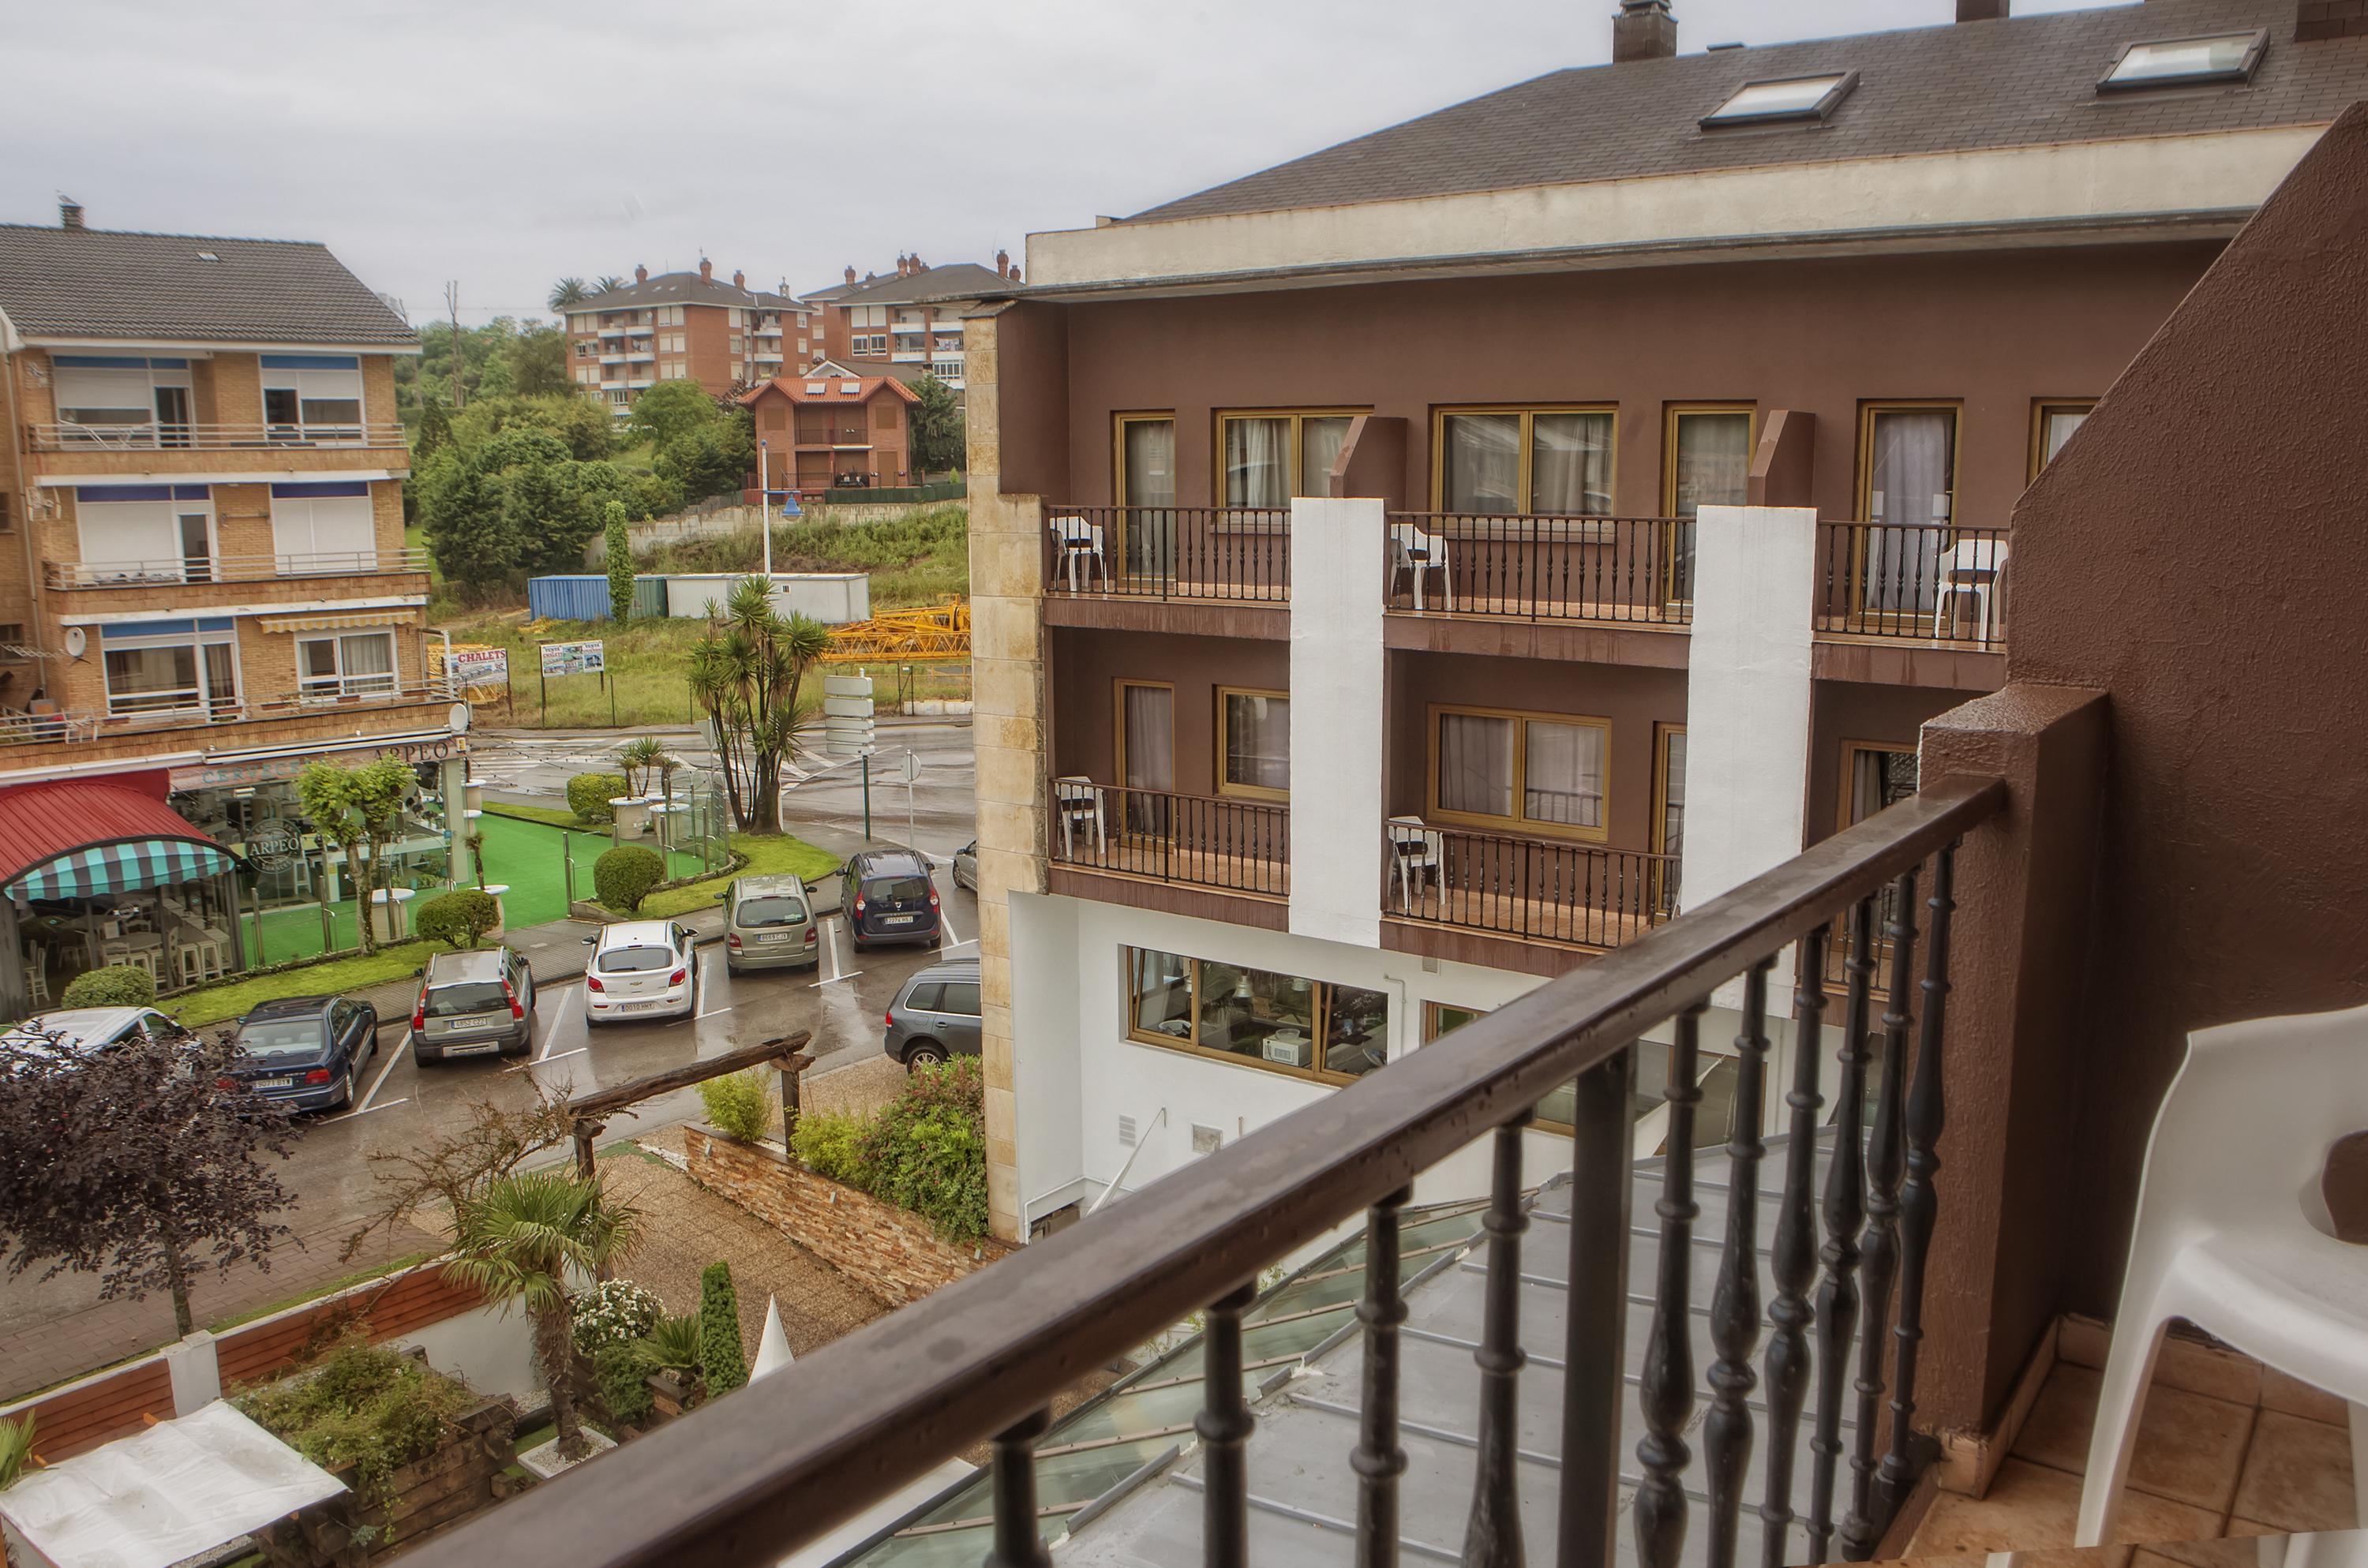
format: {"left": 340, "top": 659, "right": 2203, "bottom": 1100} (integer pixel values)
{"left": 839, "top": 848, "right": 941, "bottom": 950}
{"left": 227, "top": 995, "right": 380, "bottom": 1112}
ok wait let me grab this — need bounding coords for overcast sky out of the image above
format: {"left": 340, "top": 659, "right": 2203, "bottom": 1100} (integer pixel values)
{"left": 6, "top": 0, "right": 2119, "bottom": 328}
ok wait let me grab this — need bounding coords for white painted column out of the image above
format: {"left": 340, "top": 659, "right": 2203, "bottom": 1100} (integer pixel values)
{"left": 1287, "top": 497, "right": 1385, "bottom": 947}
{"left": 163, "top": 1329, "right": 221, "bottom": 1413}
{"left": 1680, "top": 504, "right": 1817, "bottom": 1001}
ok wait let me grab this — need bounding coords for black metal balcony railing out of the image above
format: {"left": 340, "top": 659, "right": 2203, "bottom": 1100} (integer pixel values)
{"left": 413, "top": 773, "right": 2004, "bottom": 1568}
{"left": 1046, "top": 780, "right": 1288, "bottom": 897}
{"left": 1045, "top": 506, "right": 1291, "bottom": 603}
{"left": 1816, "top": 522, "right": 2010, "bottom": 650}
{"left": 1386, "top": 512, "right": 1696, "bottom": 627}
{"left": 1385, "top": 821, "right": 1680, "bottom": 949}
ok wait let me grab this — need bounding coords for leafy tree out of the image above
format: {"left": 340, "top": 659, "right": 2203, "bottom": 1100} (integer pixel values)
{"left": 696, "top": 1260, "right": 747, "bottom": 1398}
{"left": 549, "top": 278, "right": 590, "bottom": 310}
{"left": 341, "top": 1081, "right": 575, "bottom": 1263}
{"left": 507, "top": 324, "right": 572, "bottom": 399}
{"left": 451, "top": 393, "right": 613, "bottom": 462}
{"left": 653, "top": 419, "right": 750, "bottom": 504}
{"left": 605, "top": 501, "right": 635, "bottom": 623}
{"left": 294, "top": 758, "right": 416, "bottom": 956}
{"left": 446, "top": 1172, "right": 643, "bottom": 1461}
{"left": 594, "top": 275, "right": 628, "bottom": 294}
{"left": 0, "top": 1024, "right": 298, "bottom": 1336}
{"left": 626, "top": 380, "right": 726, "bottom": 448}
{"left": 414, "top": 448, "right": 519, "bottom": 586}
{"left": 593, "top": 845, "right": 664, "bottom": 913}
{"left": 688, "top": 577, "right": 830, "bottom": 832}
{"left": 414, "top": 396, "right": 455, "bottom": 461}
{"left": 414, "top": 889, "right": 500, "bottom": 950}
{"left": 907, "top": 372, "right": 965, "bottom": 476}
{"left": 615, "top": 735, "right": 667, "bottom": 795}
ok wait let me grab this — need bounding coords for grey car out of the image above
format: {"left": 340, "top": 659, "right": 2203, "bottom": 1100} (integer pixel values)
{"left": 719, "top": 874, "right": 821, "bottom": 974}
{"left": 410, "top": 946, "right": 536, "bottom": 1062}
{"left": 950, "top": 840, "right": 978, "bottom": 892}
{"left": 882, "top": 958, "right": 982, "bottom": 1068}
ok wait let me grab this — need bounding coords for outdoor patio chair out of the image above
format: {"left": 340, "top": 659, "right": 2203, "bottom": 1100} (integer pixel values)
{"left": 1048, "top": 515, "right": 1109, "bottom": 593}
{"left": 1386, "top": 815, "right": 1444, "bottom": 911}
{"left": 1387, "top": 522, "right": 1455, "bottom": 612}
{"left": 2074, "top": 1001, "right": 2368, "bottom": 1546}
{"left": 27, "top": 945, "right": 47, "bottom": 1009}
{"left": 1052, "top": 777, "right": 1107, "bottom": 859}
{"left": 1933, "top": 537, "right": 2010, "bottom": 642}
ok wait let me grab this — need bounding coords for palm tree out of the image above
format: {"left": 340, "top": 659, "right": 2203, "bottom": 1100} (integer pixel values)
{"left": 445, "top": 1171, "right": 643, "bottom": 1461}
{"left": 549, "top": 277, "right": 590, "bottom": 311}
{"left": 594, "top": 275, "right": 628, "bottom": 294}
{"left": 615, "top": 735, "right": 667, "bottom": 796}
{"left": 688, "top": 579, "right": 830, "bottom": 833}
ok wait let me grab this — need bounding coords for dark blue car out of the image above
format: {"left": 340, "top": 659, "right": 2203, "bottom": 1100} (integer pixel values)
{"left": 840, "top": 849, "right": 942, "bottom": 950}
{"left": 227, "top": 995, "right": 379, "bottom": 1112}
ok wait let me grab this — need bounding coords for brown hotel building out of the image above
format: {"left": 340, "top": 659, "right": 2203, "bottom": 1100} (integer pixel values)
{"left": 957, "top": 0, "right": 2368, "bottom": 1243}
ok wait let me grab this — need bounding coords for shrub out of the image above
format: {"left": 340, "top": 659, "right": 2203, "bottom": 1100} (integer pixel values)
{"left": 790, "top": 1110, "right": 869, "bottom": 1186}
{"left": 0, "top": 1410, "right": 33, "bottom": 1490}
{"left": 697, "top": 1068, "right": 776, "bottom": 1143}
{"left": 567, "top": 771, "right": 628, "bottom": 824}
{"left": 697, "top": 1260, "right": 747, "bottom": 1397}
{"left": 58, "top": 964, "right": 156, "bottom": 1010}
{"left": 414, "top": 889, "right": 500, "bottom": 951}
{"left": 570, "top": 1278, "right": 663, "bottom": 1357}
{"left": 234, "top": 1341, "right": 473, "bottom": 1510}
{"left": 640, "top": 1313, "right": 703, "bottom": 1383}
{"left": 859, "top": 1058, "right": 989, "bottom": 1244}
{"left": 592, "top": 1342, "right": 654, "bottom": 1426}
{"left": 594, "top": 844, "right": 665, "bottom": 913}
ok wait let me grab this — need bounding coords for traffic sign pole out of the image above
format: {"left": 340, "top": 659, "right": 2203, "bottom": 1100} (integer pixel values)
{"left": 861, "top": 752, "right": 872, "bottom": 840}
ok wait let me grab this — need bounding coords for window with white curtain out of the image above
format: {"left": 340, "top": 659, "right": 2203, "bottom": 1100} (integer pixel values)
{"left": 1433, "top": 705, "right": 1610, "bottom": 838}
{"left": 1438, "top": 407, "right": 1614, "bottom": 515}
{"left": 1118, "top": 417, "right": 1175, "bottom": 508}
{"left": 260, "top": 354, "right": 364, "bottom": 442}
{"left": 1219, "top": 689, "right": 1290, "bottom": 798}
{"left": 1220, "top": 412, "right": 1358, "bottom": 506}
{"left": 269, "top": 482, "right": 377, "bottom": 574}
{"left": 298, "top": 631, "right": 398, "bottom": 700}
{"left": 1665, "top": 408, "right": 1754, "bottom": 518}
{"left": 2033, "top": 402, "right": 2095, "bottom": 478}
{"left": 99, "top": 619, "right": 239, "bottom": 716}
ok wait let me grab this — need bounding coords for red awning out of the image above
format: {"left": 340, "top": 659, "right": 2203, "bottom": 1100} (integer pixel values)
{"left": 0, "top": 780, "right": 235, "bottom": 896}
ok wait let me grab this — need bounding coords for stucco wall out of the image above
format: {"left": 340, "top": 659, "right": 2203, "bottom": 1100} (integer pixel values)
{"left": 1288, "top": 497, "right": 1384, "bottom": 945}
{"left": 1997, "top": 106, "right": 2368, "bottom": 1314}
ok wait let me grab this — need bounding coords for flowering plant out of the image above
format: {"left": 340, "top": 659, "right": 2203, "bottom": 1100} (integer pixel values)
{"left": 571, "top": 1278, "right": 663, "bottom": 1357}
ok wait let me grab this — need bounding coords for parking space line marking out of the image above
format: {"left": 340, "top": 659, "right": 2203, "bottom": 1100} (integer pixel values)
{"left": 534, "top": 989, "right": 579, "bottom": 1060}
{"left": 811, "top": 918, "right": 860, "bottom": 987}
{"left": 322, "top": 1097, "right": 409, "bottom": 1124}
{"left": 538, "top": 1047, "right": 588, "bottom": 1068}
{"left": 935, "top": 873, "right": 965, "bottom": 949}
{"left": 354, "top": 1033, "right": 410, "bottom": 1113}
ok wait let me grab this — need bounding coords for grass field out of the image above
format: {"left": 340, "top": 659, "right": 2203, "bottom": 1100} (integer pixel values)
{"left": 639, "top": 832, "right": 842, "bottom": 919}
{"left": 172, "top": 939, "right": 444, "bottom": 1030}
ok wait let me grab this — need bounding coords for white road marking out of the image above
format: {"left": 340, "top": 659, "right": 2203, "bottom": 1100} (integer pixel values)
{"left": 534, "top": 988, "right": 579, "bottom": 1060}
{"left": 321, "top": 1097, "right": 409, "bottom": 1123}
{"left": 693, "top": 951, "right": 737, "bottom": 1019}
{"left": 935, "top": 870, "right": 967, "bottom": 950}
{"left": 354, "top": 1031, "right": 410, "bottom": 1112}
{"left": 811, "top": 915, "right": 860, "bottom": 987}
{"left": 537, "top": 1047, "right": 589, "bottom": 1068}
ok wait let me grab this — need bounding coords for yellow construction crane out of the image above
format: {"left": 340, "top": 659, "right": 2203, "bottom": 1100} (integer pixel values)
{"left": 820, "top": 597, "right": 971, "bottom": 662}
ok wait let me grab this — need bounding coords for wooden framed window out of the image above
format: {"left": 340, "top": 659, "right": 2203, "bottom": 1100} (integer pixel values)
{"left": 1840, "top": 739, "right": 1918, "bottom": 831}
{"left": 1431, "top": 405, "right": 1616, "bottom": 516}
{"left": 1662, "top": 405, "right": 1755, "bottom": 518}
{"left": 1113, "top": 414, "right": 1175, "bottom": 508}
{"left": 1425, "top": 1002, "right": 1577, "bottom": 1129}
{"left": 2029, "top": 400, "right": 2096, "bottom": 481}
{"left": 1428, "top": 703, "right": 1611, "bottom": 841}
{"left": 1216, "top": 687, "right": 1289, "bottom": 799}
{"left": 1652, "top": 723, "right": 1686, "bottom": 917}
{"left": 1114, "top": 679, "right": 1174, "bottom": 795}
{"left": 1856, "top": 402, "right": 1962, "bottom": 526}
{"left": 1126, "top": 945, "right": 1389, "bottom": 1084}
{"left": 1215, "top": 409, "right": 1362, "bottom": 507}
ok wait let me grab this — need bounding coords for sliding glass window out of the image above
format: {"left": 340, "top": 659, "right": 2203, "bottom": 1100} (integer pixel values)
{"left": 1216, "top": 410, "right": 1359, "bottom": 507}
{"left": 1126, "top": 947, "right": 1389, "bottom": 1083}
{"left": 1216, "top": 687, "right": 1289, "bottom": 799}
{"left": 1430, "top": 704, "right": 1610, "bottom": 840}
{"left": 1434, "top": 406, "right": 1615, "bottom": 515}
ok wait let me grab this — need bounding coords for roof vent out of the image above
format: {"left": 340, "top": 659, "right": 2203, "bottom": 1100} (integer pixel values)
{"left": 1957, "top": 0, "right": 2007, "bottom": 19}
{"left": 839, "top": 380, "right": 862, "bottom": 394}
{"left": 1613, "top": 0, "right": 1677, "bottom": 63}
{"left": 196, "top": 251, "right": 222, "bottom": 263}
{"left": 1707, "top": 40, "right": 1744, "bottom": 50}
{"left": 58, "top": 196, "right": 84, "bottom": 231}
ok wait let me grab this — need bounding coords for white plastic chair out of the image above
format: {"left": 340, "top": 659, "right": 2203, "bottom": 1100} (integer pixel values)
{"left": 1388, "top": 522, "right": 1454, "bottom": 612}
{"left": 1052, "top": 777, "right": 1107, "bottom": 859}
{"left": 1931, "top": 537, "right": 2010, "bottom": 642}
{"left": 1048, "top": 515, "right": 1109, "bottom": 593}
{"left": 1386, "top": 815, "right": 1444, "bottom": 911}
{"left": 2075, "top": 1002, "right": 2368, "bottom": 1547}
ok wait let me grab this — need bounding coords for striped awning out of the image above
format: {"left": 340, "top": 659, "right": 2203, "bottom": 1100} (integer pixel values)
{"left": 258, "top": 609, "right": 418, "bottom": 634}
{"left": 14, "top": 838, "right": 242, "bottom": 900}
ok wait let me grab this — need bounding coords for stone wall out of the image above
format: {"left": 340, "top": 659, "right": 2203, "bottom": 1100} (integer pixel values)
{"left": 681, "top": 1125, "right": 1011, "bottom": 1308}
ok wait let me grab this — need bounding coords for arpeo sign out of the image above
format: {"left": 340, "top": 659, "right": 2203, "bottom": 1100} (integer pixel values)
{"left": 169, "top": 734, "right": 466, "bottom": 790}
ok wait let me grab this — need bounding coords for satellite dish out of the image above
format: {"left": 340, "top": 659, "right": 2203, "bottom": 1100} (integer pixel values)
{"left": 448, "top": 702, "right": 470, "bottom": 735}
{"left": 62, "top": 627, "right": 86, "bottom": 658}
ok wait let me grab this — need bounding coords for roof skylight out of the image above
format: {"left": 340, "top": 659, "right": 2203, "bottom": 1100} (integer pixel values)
{"left": 1701, "top": 71, "right": 1857, "bottom": 129}
{"left": 2099, "top": 29, "right": 2266, "bottom": 91}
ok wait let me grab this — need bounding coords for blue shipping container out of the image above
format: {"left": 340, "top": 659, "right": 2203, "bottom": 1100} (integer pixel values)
{"left": 528, "top": 575, "right": 620, "bottom": 622}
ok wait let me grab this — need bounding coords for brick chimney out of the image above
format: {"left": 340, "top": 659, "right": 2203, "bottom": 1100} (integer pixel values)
{"left": 844, "top": 264, "right": 857, "bottom": 285}
{"left": 699, "top": 257, "right": 713, "bottom": 282}
{"left": 1009, "top": 266, "right": 1022, "bottom": 284}
{"left": 733, "top": 269, "right": 745, "bottom": 288}
{"left": 1613, "top": 0, "right": 1677, "bottom": 62}
{"left": 1957, "top": 0, "right": 2007, "bottom": 19}
{"left": 58, "top": 196, "right": 83, "bottom": 230}
{"left": 896, "top": 253, "right": 910, "bottom": 276}
{"left": 635, "top": 264, "right": 648, "bottom": 283}
{"left": 996, "top": 249, "right": 1010, "bottom": 279}
{"left": 2298, "top": 0, "right": 2366, "bottom": 39}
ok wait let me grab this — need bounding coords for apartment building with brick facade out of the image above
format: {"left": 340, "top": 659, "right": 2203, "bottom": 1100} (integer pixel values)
{"left": 562, "top": 260, "right": 814, "bottom": 416}
{"left": 804, "top": 253, "right": 1019, "bottom": 394}
{"left": 739, "top": 368, "right": 920, "bottom": 495}
{"left": 957, "top": 0, "right": 2368, "bottom": 1244}
{"left": 0, "top": 203, "right": 463, "bottom": 1015}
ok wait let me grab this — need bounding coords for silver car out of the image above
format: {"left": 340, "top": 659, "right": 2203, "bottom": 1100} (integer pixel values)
{"left": 584, "top": 919, "right": 698, "bottom": 1025}
{"left": 410, "top": 947, "right": 535, "bottom": 1062}
{"left": 720, "top": 874, "right": 820, "bottom": 974}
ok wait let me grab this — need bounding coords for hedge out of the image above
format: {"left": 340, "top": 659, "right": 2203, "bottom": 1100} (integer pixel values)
{"left": 697, "top": 1261, "right": 747, "bottom": 1398}
{"left": 414, "top": 889, "right": 499, "bottom": 950}
{"left": 567, "top": 772, "right": 628, "bottom": 824}
{"left": 58, "top": 964, "right": 157, "bottom": 1010}
{"left": 785, "top": 1060, "right": 988, "bottom": 1243}
{"left": 594, "top": 844, "right": 665, "bottom": 914}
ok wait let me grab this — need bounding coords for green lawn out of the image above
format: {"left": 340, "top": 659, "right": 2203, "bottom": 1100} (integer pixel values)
{"left": 639, "top": 833, "right": 841, "bottom": 918}
{"left": 170, "top": 939, "right": 445, "bottom": 1030}
{"left": 482, "top": 802, "right": 583, "bottom": 830}
{"left": 475, "top": 809, "right": 709, "bottom": 920}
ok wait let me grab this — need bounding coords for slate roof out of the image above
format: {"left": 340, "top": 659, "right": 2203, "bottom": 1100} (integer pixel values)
{"left": 829, "top": 262, "right": 1008, "bottom": 308}
{"left": 566, "top": 270, "right": 804, "bottom": 316}
{"left": 1129, "top": 0, "right": 2368, "bottom": 224}
{"left": 0, "top": 223, "right": 416, "bottom": 347}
